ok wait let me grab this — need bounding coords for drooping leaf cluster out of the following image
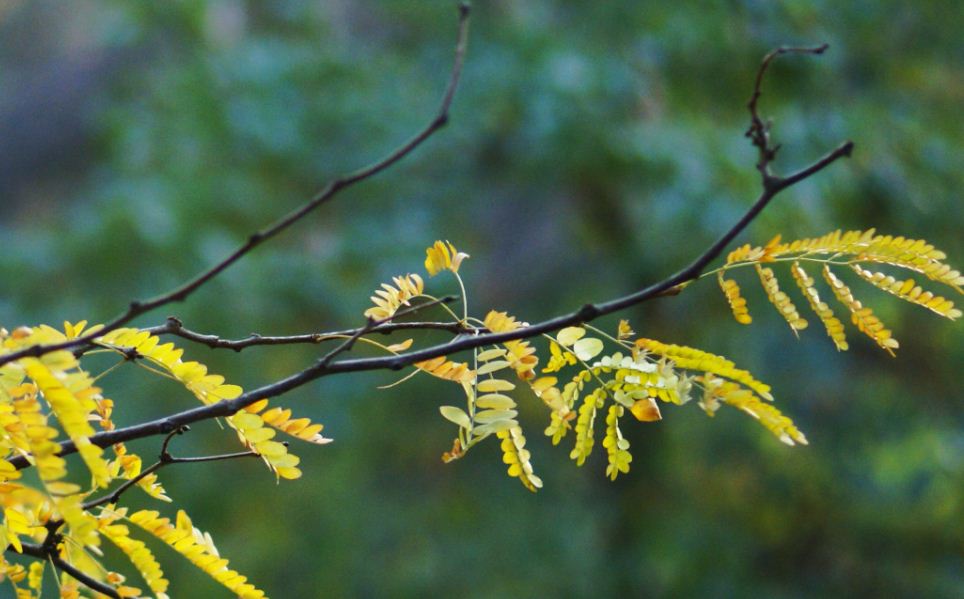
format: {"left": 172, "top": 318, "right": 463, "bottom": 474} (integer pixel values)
{"left": 0, "top": 324, "right": 328, "bottom": 597}
{"left": 362, "top": 235, "right": 959, "bottom": 492}
{"left": 713, "top": 230, "right": 962, "bottom": 354}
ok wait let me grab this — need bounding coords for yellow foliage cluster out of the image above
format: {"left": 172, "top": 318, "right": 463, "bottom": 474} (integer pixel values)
{"left": 363, "top": 274, "right": 425, "bottom": 320}
{"left": 130, "top": 509, "right": 265, "bottom": 598}
{"left": 791, "top": 262, "right": 849, "bottom": 351}
{"left": 718, "top": 229, "right": 962, "bottom": 353}
{"left": 497, "top": 426, "right": 542, "bottom": 491}
{"left": 756, "top": 265, "right": 808, "bottom": 334}
{"left": 822, "top": 265, "right": 898, "bottom": 355}
{"left": 0, "top": 321, "right": 328, "bottom": 596}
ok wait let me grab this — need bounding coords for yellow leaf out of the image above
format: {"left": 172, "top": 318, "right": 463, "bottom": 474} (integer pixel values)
{"left": 572, "top": 337, "right": 604, "bottom": 361}
{"left": 386, "top": 338, "right": 414, "bottom": 352}
{"left": 630, "top": 398, "right": 662, "bottom": 422}
{"left": 439, "top": 406, "right": 471, "bottom": 429}
{"left": 424, "top": 240, "right": 469, "bottom": 276}
{"left": 556, "top": 327, "right": 586, "bottom": 347}
{"left": 477, "top": 379, "right": 515, "bottom": 393}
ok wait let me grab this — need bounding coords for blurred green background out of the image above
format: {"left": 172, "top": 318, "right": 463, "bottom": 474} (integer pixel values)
{"left": 1, "top": 1, "right": 961, "bottom": 597}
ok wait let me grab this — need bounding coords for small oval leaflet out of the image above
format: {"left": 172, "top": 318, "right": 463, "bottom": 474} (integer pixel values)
{"left": 557, "top": 326, "right": 586, "bottom": 347}
{"left": 439, "top": 405, "right": 471, "bottom": 429}
{"left": 477, "top": 378, "right": 515, "bottom": 393}
{"left": 477, "top": 360, "right": 511, "bottom": 375}
{"left": 573, "top": 337, "right": 604, "bottom": 361}
{"left": 474, "top": 409, "right": 518, "bottom": 424}
{"left": 476, "top": 393, "right": 516, "bottom": 409}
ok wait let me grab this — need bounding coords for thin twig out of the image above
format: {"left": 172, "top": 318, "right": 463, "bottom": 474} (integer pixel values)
{"left": 746, "top": 43, "right": 830, "bottom": 184}
{"left": 148, "top": 295, "right": 469, "bottom": 352}
{"left": 81, "top": 461, "right": 166, "bottom": 512}
{"left": 17, "top": 543, "right": 121, "bottom": 598}
{"left": 0, "top": 2, "right": 473, "bottom": 370}
{"left": 316, "top": 295, "right": 457, "bottom": 367}
{"left": 148, "top": 319, "right": 473, "bottom": 352}
{"left": 80, "top": 427, "right": 257, "bottom": 513}
{"left": 165, "top": 450, "right": 260, "bottom": 464}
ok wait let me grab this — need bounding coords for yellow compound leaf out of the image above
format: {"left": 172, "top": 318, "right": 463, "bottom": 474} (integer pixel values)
{"left": 101, "top": 523, "right": 169, "bottom": 597}
{"left": 362, "top": 274, "right": 425, "bottom": 320}
{"left": 129, "top": 509, "right": 265, "bottom": 599}
{"left": 701, "top": 375, "right": 808, "bottom": 446}
{"left": 98, "top": 329, "right": 243, "bottom": 406}
{"left": 726, "top": 234, "right": 781, "bottom": 265}
{"left": 763, "top": 229, "right": 962, "bottom": 292}
{"left": 790, "top": 262, "right": 849, "bottom": 351}
{"left": 414, "top": 356, "right": 474, "bottom": 384}
{"left": 248, "top": 403, "right": 333, "bottom": 445}
{"left": 718, "top": 272, "right": 752, "bottom": 324}
{"left": 2, "top": 507, "right": 32, "bottom": 553}
{"left": 822, "top": 266, "right": 899, "bottom": 355}
{"left": 27, "top": 562, "right": 43, "bottom": 594}
{"left": 424, "top": 240, "right": 469, "bottom": 276}
{"left": 23, "top": 358, "right": 112, "bottom": 488}
{"left": 227, "top": 410, "right": 303, "bottom": 480}
{"left": 851, "top": 264, "right": 961, "bottom": 320}
{"left": 603, "top": 404, "right": 632, "bottom": 480}
{"left": 634, "top": 339, "right": 773, "bottom": 401}
{"left": 569, "top": 389, "right": 604, "bottom": 466}
{"left": 11, "top": 395, "right": 67, "bottom": 483}
{"left": 497, "top": 426, "right": 542, "bottom": 492}
{"left": 755, "top": 265, "right": 808, "bottom": 335}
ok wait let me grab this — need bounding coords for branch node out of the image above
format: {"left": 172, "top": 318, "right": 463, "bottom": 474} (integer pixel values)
{"left": 577, "top": 304, "right": 600, "bottom": 322}
{"left": 158, "top": 419, "right": 178, "bottom": 434}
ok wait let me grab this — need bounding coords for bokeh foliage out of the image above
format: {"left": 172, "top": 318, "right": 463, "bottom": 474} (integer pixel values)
{"left": 0, "top": 0, "right": 960, "bottom": 596}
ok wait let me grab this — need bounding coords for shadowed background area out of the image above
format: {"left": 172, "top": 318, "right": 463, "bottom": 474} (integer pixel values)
{"left": 1, "top": 1, "right": 961, "bottom": 597}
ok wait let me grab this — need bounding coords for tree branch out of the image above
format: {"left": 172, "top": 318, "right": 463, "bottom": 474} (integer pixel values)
{"left": 9, "top": 40, "right": 853, "bottom": 470}
{"left": 11, "top": 138, "right": 853, "bottom": 469}
{"left": 0, "top": 1, "right": 472, "bottom": 370}
{"left": 17, "top": 543, "right": 121, "bottom": 598}
{"left": 80, "top": 426, "right": 258, "bottom": 513}
{"left": 146, "top": 317, "right": 474, "bottom": 353}
{"left": 144, "top": 295, "right": 472, "bottom": 353}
